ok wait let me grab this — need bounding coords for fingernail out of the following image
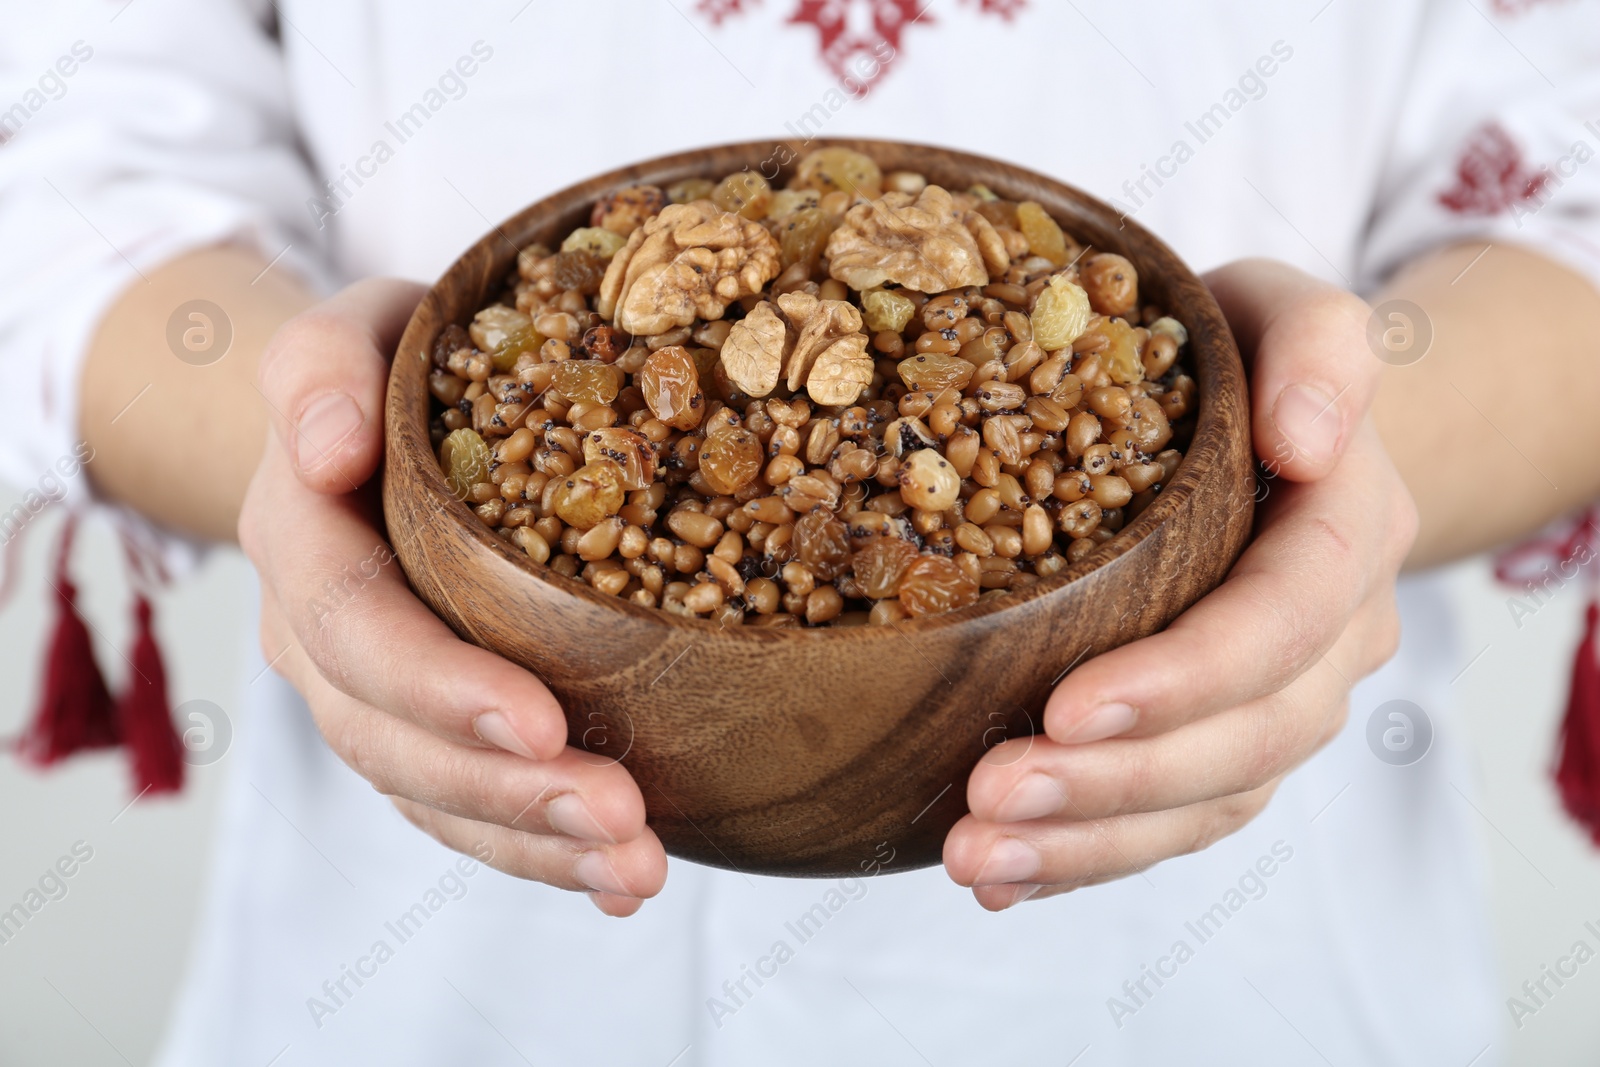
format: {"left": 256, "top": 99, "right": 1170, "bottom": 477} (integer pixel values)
{"left": 975, "top": 837, "right": 1041, "bottom": 886}
{"left": 296, "top": 392, "right": 362, "bottom": 472}
{"left": 1272, "top": 384, "right": 1341, "bottom": 465}
{"left": 574, "top": 850, "right": 629, "bottom": 895}
{"left": 473, "top": 712, "right": 537, "bottom": 760}
{"left": 995, "top": 774, "right": 1062, "bottom": 822}
{"left": 1061, "top": 702, "right": 1138, "bottom": 744}
{"left": 547, "top": 794, "right": 613, "bottom": 843}
{"left": 1004, "top": 883, "right": 1043, "bottom": 909}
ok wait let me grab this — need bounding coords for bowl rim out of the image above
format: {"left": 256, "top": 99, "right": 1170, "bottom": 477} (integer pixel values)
{"left": 389, "top": 137, "right": 1246, "bottom": 641}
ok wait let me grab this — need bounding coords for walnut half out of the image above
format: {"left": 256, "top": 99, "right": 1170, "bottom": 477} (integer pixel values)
{"left": 719, "top": 300, "right": 788, "bottom": 398}
{"left": 825, "top": 185, "right": 991, "bottom": 294}
{"left": 717, "top": 293, "right": 873, "bottom": 407}
{"left": 777, "top": 292, "right": 869, "bottom": 400}
{"left": 597, "top": 202, "right": 782, "bottom": 336}
{"left": 805, "top": 336, "right": 874, "bottom": 406}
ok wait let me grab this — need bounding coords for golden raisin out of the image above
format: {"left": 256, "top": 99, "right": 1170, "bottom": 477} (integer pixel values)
{"left": 542, "top": 250, "right": 608, "bottom": 296}
{"left": 1031, "top": 276, "right": 1093, "bottom": 352}
{"left": 898, "top": 555, "right": 980, "bottom": 617}
{"left": 553, "top": 460, "right": 626, "bottom": 529}
{"left": 1016, "top": 202, "right": 1069, "bottom": 267}
{"left": 665, "top": 177, "right": 715, "bottom": 204}
{"left": 699, "top": 427, "right": 764, "bottom": 495}
{"left": 440, "top": 428, "right": 491, "bottom": 500}
{"left": 862, "top": 288, "right": 917, "bottom": 333}
{"left": 852, "top": 537, "right": 919, "bottom": 599}
{"left": 553, "top": 360, "right": 623, "bottom": 404}
{"left": 490, "top": 324, "right": 545, "bottom": 373}
{"left": 470, "top": 305, "right": 532, "bottom": 353}
{"left": 712, "top": 171, "right": 773, "bottom": 220}
{"left": 639, "top": 345, "right": 705, "bottom": 430}
{"left": 1079, "top": 318, "right": 1142, "bottom": 384}
{"left": 582, "top": 427, "right": 657, "bottom": 490}
{"left": 794, "top": 147, "right": 883, "bottom": 200}
{"left": 777, "top": 207, "right": 842, "bottom": 270}
{"left": 770, "top": 188, "right": 821, "bottom": 218}
{"left": 793, "top": 510, "right": 852, "bottom": 579}
{"left": 561, "top": 227, "right": 628, "bottom": 260}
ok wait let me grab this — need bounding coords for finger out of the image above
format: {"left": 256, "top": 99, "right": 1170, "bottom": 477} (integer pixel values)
{"left": 257, "top": 278, "right": 426, "bottom": 492}
{"left": 390, "top": 797, "right": 667, "bottom": 907}
{"left": 973, "top": 641, "right": 1354, "bottom": 823}
{"left": 241, "top": 449, "right": 568, "bottom": 761}
{"left": 944, "top": 782, "right": 1279, "bottom": 910}
{"left": 254, "top": 579, "right": 297, "bottom": 677}
{"left": 277, "top": 660, "right": 643, "bottom": 844}
{"left": 974, "top": 851, "right": 1217, "bottom": 910}
{"left": 1205, "top": 259, "right": 1378, "bottom": 480}
{"left": 586, "top": 892, "right": 647, "bottom": 918}
{"left": 1044, "top": 422, "right": 1413, "bottom": 743}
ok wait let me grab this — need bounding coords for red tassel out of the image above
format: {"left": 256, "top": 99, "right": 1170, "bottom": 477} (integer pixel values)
{"left": 18, "top": 521, "right": 120, "bottom": 764}
{"left": 1555, "top": 600, "right": 1600, "bottom": 845}
{"left": 116, "top": 594, "right": 184, "bottom": 795}
{"left": 16, "top": 518, "right": 119, "bottom": 765}
{"left": 9, "top": 517, "right": 186, "bottom": 796}
{"left": 1495, "top": 507, "right": 1600, "bottom": 848}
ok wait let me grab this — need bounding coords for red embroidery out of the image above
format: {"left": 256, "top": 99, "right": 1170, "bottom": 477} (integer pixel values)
{"left": 697, "top": 0, "right": 759, "bottom": 25}
{"left": 961, "top": 0, "right": 1026, "bottom": 18}
{"left": 1437, "top": 123, "right": 1550, "bottom": 217}
{"left": 787, "top": 0, "right": 932, "bottom": 94}
{"left": 702, "top": 0, "right": 1024, "bottom": 95}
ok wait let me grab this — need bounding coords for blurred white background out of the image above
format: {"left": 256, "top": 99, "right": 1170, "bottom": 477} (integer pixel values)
{"left": 2, "top": 496, "right": 1599, "bottom": 1064}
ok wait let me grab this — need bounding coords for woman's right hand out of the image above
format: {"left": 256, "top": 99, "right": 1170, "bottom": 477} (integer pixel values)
{"left": 237, "top": 279, "right": 667, "bottom": 916}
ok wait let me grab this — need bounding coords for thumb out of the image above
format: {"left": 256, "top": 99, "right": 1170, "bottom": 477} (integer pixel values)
{"left": 256, "top": 277, "right": 426, "bottom": 494}
{"left": 1204, "top": 259, "right": 1378, "bottom": 482}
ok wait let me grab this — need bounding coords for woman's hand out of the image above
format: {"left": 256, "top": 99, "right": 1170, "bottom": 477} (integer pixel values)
{"left": 944, "top": 260, "right": 1418, "bottom": 910}
{"left": 237, "top": 279, "right": 667, "bottom": 916}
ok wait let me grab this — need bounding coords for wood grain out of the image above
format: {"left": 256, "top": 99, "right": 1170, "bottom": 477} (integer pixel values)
{"left": 383, "top": 140, "right": 1255, "bottom": 877}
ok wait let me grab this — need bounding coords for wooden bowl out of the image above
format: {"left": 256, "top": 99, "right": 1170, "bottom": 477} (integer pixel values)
{"left": 384, "top": 140, "right": 1254, "bottom": 878}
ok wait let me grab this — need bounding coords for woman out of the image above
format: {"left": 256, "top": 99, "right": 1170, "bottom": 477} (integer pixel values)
{"left": 5, "top": 1, "right": 1598, "bottom": 1062}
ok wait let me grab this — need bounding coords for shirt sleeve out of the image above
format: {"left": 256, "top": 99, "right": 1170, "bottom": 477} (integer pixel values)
{"left": 1358, "top": 0, "right": 1600, "bottom": 294}
{"left": 0, "top": 0, "right": 334, "bottom": 519}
